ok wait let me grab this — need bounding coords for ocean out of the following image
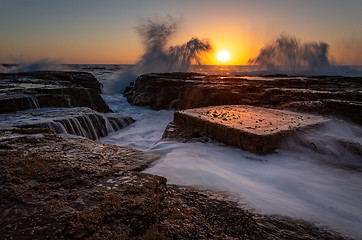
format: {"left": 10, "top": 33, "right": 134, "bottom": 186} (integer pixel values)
{"left": 73, "top": 64, "right": 361, "bottom": 238}
{"left": 2, "top": 63, "right": 362, "bottom": 238}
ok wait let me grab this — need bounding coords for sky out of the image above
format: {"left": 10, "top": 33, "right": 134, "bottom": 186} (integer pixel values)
{"left": 0, "top": 0, "right": 362, "bottom": 65}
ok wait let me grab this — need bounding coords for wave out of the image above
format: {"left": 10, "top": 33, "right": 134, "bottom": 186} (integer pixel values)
{"left": 0, "top": 64, "right": 11, "bottom": 73}
{"left": 9, "top": 59, "right": 69, "bottom": 73}
{"left": 249, "top": 34, "right": 362, "bottom": 76}
{"left": 102, "top": 16, "right": 212, "bottom": 94}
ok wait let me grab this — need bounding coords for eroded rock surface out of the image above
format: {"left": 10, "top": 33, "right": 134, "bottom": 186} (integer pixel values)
{"left": 124, "top": 73, "right": 362, "bottom": 125}
{"left": 0, "top": 71, "right": 111, "bottom": 113}
{"left": 164, "top": 105, "right": 328, "bottom": 154}
{"left": 0, "top": 128, "right": 351, "bottom": 239}
{"left": 0, "top": 128, "right": 162, "bottom": 239}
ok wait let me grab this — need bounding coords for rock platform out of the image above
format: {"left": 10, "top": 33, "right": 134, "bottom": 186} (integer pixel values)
{"left": 0, "top": 71, "right": 133, "bottom": 140}
{"left": 124, "top": 73, "right": 362, "bottom": 125}
{"left": 0, "top": 70, "right": 353, "bottom": 239}
{"left": 0, "top": 128, "right": 349, "bottom": 239}
{"left": 0, "top": 71, "right": 112, "bottom": 113}
{"left": 166, "top": 105, "right": 328, "bottom": 154}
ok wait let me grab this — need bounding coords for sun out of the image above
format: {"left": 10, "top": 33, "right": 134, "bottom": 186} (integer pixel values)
{"left": 217, "top": 50, "right": 231, "bottom": 63}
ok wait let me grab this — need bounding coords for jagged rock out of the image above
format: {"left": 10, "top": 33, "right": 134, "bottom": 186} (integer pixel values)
{"left": 0, "top": 107, "right": 135, "bottom": 140}
{"left": 164, "top": 105, "right": 328, "bottom": 154}
{"left": 0, "top": 128, "right": 350, "bottom": 239}
{"left": 124, "top": 73, "right": 362, "bottom": 125}
{"left": 0, "top": 71, "right": 112, "bottom": 113}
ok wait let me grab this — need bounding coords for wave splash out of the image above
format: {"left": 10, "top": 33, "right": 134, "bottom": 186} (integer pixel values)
{"left": 102, "top": 16, "right": 212, "bottom": 94}
{"left": 0, "top": 59, "right": 70, "bottom": 73}
{"left": 9, "top": 59, "right": 67, "bottom": 73}
{"left": 249, "top": 34, "right": 329, "bottom": 72}
{"left": 248, "top": 34, "right": 362, "bottom": 76}
{"left": 136, "top": 16, "right": 212, "bottom": 73}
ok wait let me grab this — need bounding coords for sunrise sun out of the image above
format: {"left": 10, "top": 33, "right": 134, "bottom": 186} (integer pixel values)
{"left": 217, "top": 50, "right": 231, "bottom": 63}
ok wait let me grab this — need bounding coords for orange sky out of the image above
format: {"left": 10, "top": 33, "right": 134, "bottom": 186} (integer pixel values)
{"left": 1, "top": 0, "right": 361, "bottom": 65}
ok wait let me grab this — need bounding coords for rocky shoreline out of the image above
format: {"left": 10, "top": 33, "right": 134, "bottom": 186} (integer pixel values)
{"left": 0, "top": 71, "right": 357, "bottom": 239}
{"left": 124, "top": 73, "right": 362, "bottom": 125}
{"left": 0, "top": 128, "right": 351, "bottom": 239}
{"left": 0, "top": 71, "right": 111, "bottom": 113}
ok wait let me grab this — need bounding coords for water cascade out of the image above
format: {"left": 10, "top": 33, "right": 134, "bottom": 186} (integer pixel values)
{"left": 0, "top": 107, "right": 135, "bottom": 140}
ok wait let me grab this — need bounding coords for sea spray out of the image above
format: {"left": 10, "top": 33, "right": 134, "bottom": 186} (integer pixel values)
{"left": 249, "top": 34, "right": 330, "bottom": 73}
{"left": 248, "top": 34, "right": 362, "bottom": 76}
{"left": 136, "top": 16, "right": 212, "bottom": 73}
{"left": 169, "top": 38, "right": 213, "bottom": 71}
{"left": 135, "top": 16, "right": 178, "bottom": 74}
{"left": 10, "top": 59, "right": 68, "bottom": 73}
{"left": 0, "top": 64, "right": 10, "bottom": 73}
{"left": 102, "top": 16, "right": 212, "bottom": 94}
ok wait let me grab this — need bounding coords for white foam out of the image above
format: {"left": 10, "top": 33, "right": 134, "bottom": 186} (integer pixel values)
{"left": 100, "top": 94, "right": 362, "bottom": 238}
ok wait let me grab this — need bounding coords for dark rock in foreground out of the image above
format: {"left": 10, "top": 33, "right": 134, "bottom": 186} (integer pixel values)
{"left": 0, "top": 128, "right": 350, "bottom": 239}
{"left": 166, "top": 105, "right": 327, "bottom": 154}
{"left": 0, "top": 128, "right": 162, "bottom": 239}
{"left": 0, "top": 71, "right": 111, "bottom": 113}
{"left": 124, "top": 73, "right": 362, "bottom": 125}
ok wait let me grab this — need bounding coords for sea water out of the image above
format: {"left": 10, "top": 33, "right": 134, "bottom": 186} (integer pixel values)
{"left": 2, "top": 63, "right": 361, "bottom": 238}
{"left": 81, "top": 64, "right": 362, "bottom": 238}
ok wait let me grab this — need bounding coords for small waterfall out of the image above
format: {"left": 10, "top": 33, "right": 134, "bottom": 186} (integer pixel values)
{"left": 64, "top": 95, "right": 73, "bottom": 107}
{"left": 77, "top": 115, "right": 99, "bottom": 139}
{"left": 61, "top": 118, "right": 78, "bottom": 136}
{"left": 107, "top": 116, "right": 135, "bottom": 130}
{"left": 85, "top": 89, "right": 96, "bottom": 110}
{"left": 26, "top": 95, "right": 40, "bottom": 109}
{"left": 48, "top": 113, "right": 135, "bottom": 140}
{"left": 0, "top": 107, "right": 135, "bottom": 140}
{"left": 45, "top": 121, "right": 67, "bottom": 134}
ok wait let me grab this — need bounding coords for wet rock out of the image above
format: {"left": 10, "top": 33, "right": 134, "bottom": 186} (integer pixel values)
{"left": 0, "top": 107, "right": 134, "bottom": 140}
{"left": 165, "top": 105, "right": 328, "bottom": 154}
{"left": 0, "top": 129, "right": 351, "bottom": 239}
{"left": 124, "top": 73, "right": 362, "bottom": 125}
{"left": 160, "top": 185, "right": 349, "bottom": 240}
{"left": 0, "top": 71, "right": 112, "bottom": 113}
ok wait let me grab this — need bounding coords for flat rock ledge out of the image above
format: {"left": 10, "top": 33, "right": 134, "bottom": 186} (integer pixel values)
{"left": 0, "top": 128, "right": 351, "bottom": 239}
{"left": 165, "top": 105, "right": 328, "bottom": 154}
{"left": 0, "top": 71, "right": 112, "bottom": 113}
